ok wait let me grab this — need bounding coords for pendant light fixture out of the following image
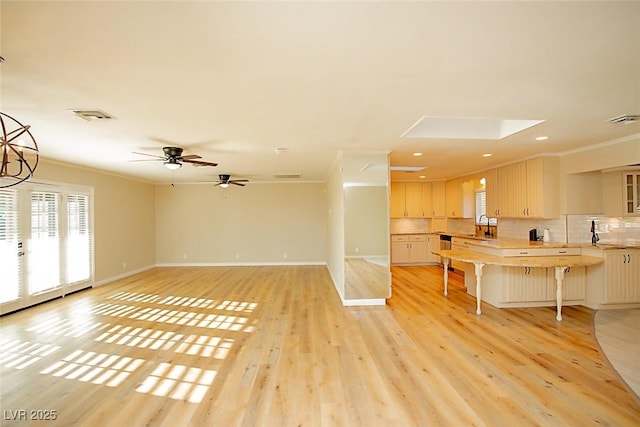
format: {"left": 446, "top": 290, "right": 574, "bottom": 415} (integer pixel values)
{"left": 0, "top": 112, "right": 39, "bottom": 188}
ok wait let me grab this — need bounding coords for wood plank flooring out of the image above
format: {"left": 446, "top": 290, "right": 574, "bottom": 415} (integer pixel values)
{"left": 1, "top": 265, "right": 639, "bottom": 426}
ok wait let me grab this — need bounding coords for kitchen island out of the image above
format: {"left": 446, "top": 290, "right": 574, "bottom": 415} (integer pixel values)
{"left": 433, "top": 243, "right": 603, "bottom": 321}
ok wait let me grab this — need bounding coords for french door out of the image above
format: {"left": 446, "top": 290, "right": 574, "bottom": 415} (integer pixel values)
{"left": 0, "top": 183, "right": 93, "bottom": 314}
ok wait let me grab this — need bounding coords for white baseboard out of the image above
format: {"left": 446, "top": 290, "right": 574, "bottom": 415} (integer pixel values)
{"left": 154, "top": 261, "right": 326, "bottom": 267}
{"left": 342, "top": 297, "right": 386, "bottom": 306}
{"left": 93, "top": 264, "right": 155, "bottom": 287}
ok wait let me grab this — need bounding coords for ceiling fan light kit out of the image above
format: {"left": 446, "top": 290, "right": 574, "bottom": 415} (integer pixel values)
{"left": 164, "top": 158, "right": 182, "bottom": 170}
{"left": 215, "top": 173, "right": 249, "bottom": 188}
{"left": 0, "top": 112, "right": 40, "bottom": 188}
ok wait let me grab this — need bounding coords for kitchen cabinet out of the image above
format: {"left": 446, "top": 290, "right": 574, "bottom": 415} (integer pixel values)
{"left": 445, "top": 178, "right": 473, "bottom": 218}
{"left": 390, "top": 183, "right": 423, "bottom": 217}
{"left": 546, "top": 266, "right": 586, "bottom": 301}
{"left": 390, "top": 183, "right": 429, "bottom": 217}
{"left": 500, "top": 265, "right": 585, "bottom": 303}
{"left": 426, "top": 234, "right": 440, "bottom": 263}
{"left": 485, "top": 168, "right": 500, "bottom": 217}
{"left": 602, "top": 170, "right": 640, "bottom": 217}
{"left": 391, "top": 235, "right": 427, "bottom": 264}
{"left": 431, "top": 181, "right": 446, "bottom": 217}
{"left": 585, "top": 248, "right": 640, "bottom": 307}
{"left": 485, "top": 157, "right": 560, "bottom": 218}
{"left": 421, "top": 182, "right": 433, "bottom": 218}
{"left": 602, "top": 249, "right": 640, "bottom": 304}
{"left": 501, "top": 266, "right": 548, "bottom": 302}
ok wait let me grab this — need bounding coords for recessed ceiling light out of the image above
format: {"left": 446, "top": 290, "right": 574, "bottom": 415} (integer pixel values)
{"left": 482, "top": 153, "right": 492, "bottom": 157}
{"left": 535, "top": 136, "right": 549, "bottom": 141}
{"left": 413, "top": 152, "right": 423, "bottom": 157}
{"left": 419, "top": 175, "right": 426, "bottom": 179}
{"left": 274, "top": 147, "right": 289, "bottom": 154}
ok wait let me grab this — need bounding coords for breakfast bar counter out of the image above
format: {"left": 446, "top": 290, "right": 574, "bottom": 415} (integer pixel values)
{"left": 432, "top": 248, "right": 603, "bottom": 321}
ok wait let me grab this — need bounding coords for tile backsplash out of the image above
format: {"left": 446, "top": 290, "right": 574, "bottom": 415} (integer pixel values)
{"left": 391, "top": 215, "right": 640, "bottom": 245}
{"left": 567, "top": 215, "right": 640, "bottom": 245}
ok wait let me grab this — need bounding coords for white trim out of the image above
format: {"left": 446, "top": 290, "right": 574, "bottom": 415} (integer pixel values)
{"left": 154, "top": 261, "right": 327, "bottom": 267}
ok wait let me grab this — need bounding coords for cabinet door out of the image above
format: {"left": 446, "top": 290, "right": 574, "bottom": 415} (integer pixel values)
{"left": 501, "top": 266, "right": 548, "bottom": 302}
{"left": 390, "top": 183, "right": 406, "bottom": 217}
{"left": 408, "top": 240, "right": 428, "bottom": 263}
{"left": 603, "top": 251, "right": 630, "bottom": 303}
{"left": 391, "top": 242, "right": 410, "bottom": 264}
{"left": 526, "top": 158, "right": 544, "bottom": 217}
{"left": 628, "top": 250, "right": 640, "bottom": 302}
{"left": 547, "top": 266, "right": 586, "bottom": 301}
{"left": 426, "top": 234, "right": 440, "bottom": 263}
{"left": 445, "top": 177, "right": 462, "bottom": 217}
{"left": 624, "top": 173, "right": 640, "bottom": 216}
{"left": 432, "top": 181, "right": 446, "bottom": 217}
{"left": 498, "top": 165, "right": 518, "bottom": 217}
{"left": 421, "top": 183, "right": 433, "bottom": 218}
{"left": 405, "top": 183, "right": 423, "bottom": 217}
{"left": 485, "top": 169, "right": 500, "bottom": 217}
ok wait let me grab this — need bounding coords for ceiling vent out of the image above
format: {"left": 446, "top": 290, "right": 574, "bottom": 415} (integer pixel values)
{"left": 274, "top": 173, "right": 300, "bottom": 179}
{"left": 72, "top": 109, "right": 115, "bottom": 121}
{"left": 608, "top": 114, "right": 639, "bottom": 124}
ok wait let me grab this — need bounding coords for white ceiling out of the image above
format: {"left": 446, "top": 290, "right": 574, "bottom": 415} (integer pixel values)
{"left": 2, "top": 1, "right": 639, "bottom": 184}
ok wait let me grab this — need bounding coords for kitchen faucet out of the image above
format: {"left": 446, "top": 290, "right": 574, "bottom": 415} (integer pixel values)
{"left": 479, "top": 214, "right": 491, "bottom": 237}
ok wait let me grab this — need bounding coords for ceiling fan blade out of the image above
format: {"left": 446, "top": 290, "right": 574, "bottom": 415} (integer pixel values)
{"left": 183, "top": 159, "right": 218, "bottom": 167}
{"left": 128, "top": 158, "right": 164, "bottom": 162}
{"left": 230, "top": 179, "right": 249, "bottom": 183}
{"left": 132, "top": 151, "right": 165, "bottom": 159}
{"left": 180, "top": 154, "right": 201, "bottom": 160}
{"left": 230, "top": 181, "right": 246, "bottom": 186}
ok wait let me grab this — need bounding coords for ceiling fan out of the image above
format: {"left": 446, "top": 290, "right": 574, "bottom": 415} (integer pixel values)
{"left": 131, "top": 146, "right": 218, "bottom": 170}
{"left": 214, "top": 174, "right": 249, "bottom": 188}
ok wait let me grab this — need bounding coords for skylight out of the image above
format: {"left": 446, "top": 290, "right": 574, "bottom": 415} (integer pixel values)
{"left": 401, "top": 116, "right": 545, "bottom": 140}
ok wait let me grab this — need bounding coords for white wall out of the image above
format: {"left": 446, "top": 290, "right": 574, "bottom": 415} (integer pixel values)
{"left": 33, "top": 160, "right": 156, "bottom": 283}
{"left": 326, "top": 157, "right": 345, "bottom": 298}
{"left": 154, "top": 182, "right": 327, "bottom": 264}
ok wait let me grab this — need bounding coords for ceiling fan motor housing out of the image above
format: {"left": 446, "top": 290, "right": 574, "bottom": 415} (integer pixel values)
{"left": 163, "top": 147, "right": 183, "bottom": 158}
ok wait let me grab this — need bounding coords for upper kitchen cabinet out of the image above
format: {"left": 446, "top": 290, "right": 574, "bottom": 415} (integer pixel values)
{"left": 445, "top": 177, "right": 473, "bottom": 218}
{"left": 602, "top": 169, "right": 640, "bottom": 217}
{"left": 390, "top": 182, "right": 427, "bottom": 217}
{"left": 485, "top": 168, "right": 500, "bottom": 217}
{"left": 432, "top": 181, "right": 446, "bottom": 217}
{"left": 485, "top": 157, "right": 560, "bottom": 218}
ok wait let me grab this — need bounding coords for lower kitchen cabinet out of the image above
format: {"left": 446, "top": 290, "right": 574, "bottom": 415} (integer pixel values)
{"left": 500, "top": 266, "right": 586, "bottom": 303}
{"left": 602, "top": 250, "right": 640, "bottom": 304}
{"left": 391, "top": 235, "right": 427, "bottom": 264}
{"left": 501, "top": 266, "right": 548, "bottom": 303}
{"left": 426, "top": 234, "right": 440, "bottom": 263}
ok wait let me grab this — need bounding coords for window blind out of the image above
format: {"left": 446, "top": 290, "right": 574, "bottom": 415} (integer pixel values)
{"left": 67, "top": 194, "right": 92, "bottom": 284}
{"left": 30, "top": 191, "right": 61, "bottom": 294}
{"left": 0, "top": 189, "right": 21, "bottom": 304}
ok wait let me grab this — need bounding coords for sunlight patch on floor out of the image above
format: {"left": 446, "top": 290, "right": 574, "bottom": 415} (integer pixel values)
{"left": 0, "top": 340, "right": 61, "bottom": 369}
{"left": 135, "top": 362, "right": 217, "bottom": 403}
{"left": 40, "top": 350, "right": 144, "bottom": 387}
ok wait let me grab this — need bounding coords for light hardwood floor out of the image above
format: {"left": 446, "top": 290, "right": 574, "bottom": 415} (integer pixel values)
{"left": 1, "top": 265, "right": 639, "bottom": 426}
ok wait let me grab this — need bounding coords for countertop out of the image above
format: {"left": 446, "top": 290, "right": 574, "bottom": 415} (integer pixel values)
{"left": 433, "top": 249, "right": 604, "bottom": 268}
{"left": 391, "top": 232, "right": 640, "bottom": 249}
